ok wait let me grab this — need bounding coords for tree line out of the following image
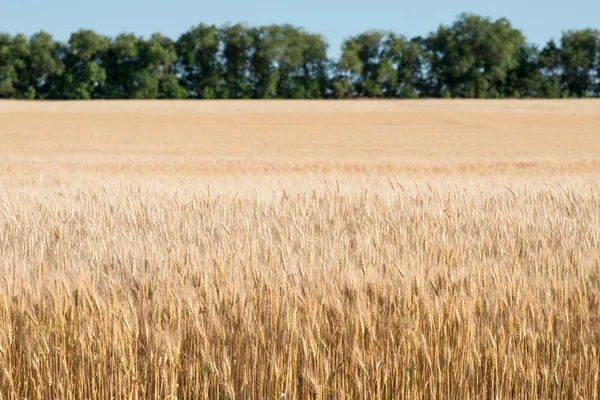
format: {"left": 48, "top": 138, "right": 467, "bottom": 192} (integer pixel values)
{"left": 1, "top": 13, "right": 599, "bottom": 99}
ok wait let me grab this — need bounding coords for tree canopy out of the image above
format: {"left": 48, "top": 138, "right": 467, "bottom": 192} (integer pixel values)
{"left": 1, "top": 14, "right": 599, "bottom": 99}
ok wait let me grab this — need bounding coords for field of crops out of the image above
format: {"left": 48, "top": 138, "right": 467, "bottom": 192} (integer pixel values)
{"left": 1, "top": 100, "right": 600, "bottom": 399}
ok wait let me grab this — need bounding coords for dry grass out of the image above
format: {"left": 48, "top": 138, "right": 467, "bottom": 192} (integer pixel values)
{"left": 1, "top": 100, "right": 600, "bottom": 399}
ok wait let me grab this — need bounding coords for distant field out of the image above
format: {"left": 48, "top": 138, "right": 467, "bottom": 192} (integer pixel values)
{"left": 2, "top": 99, "right": 600, "bottom": 178}
{"left": 1, "top": 100, "right": 600, "bottom": 399}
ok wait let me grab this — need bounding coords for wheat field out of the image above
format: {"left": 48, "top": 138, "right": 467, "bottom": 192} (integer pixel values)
{"left": 1, "top": 100, "right": 600, "bottom": 399}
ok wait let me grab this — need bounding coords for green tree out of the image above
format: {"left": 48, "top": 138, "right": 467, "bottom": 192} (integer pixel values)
{"left": 0, "top": 34, "right": 32, "bottom": 98}
{"left": 60, "top": 30, "right": 110, "bottom": 99}
{"left": 338, "top": 31, "right": 386, "bottom": 97}
{"left": 266, "top": 25, "right": 304, "bottom": 98}
{"left": 423, "top": 13, "right": 525, "bottom": 98}
{"left": 296, "top": 32, "right": 329, "bottom": 99}
{"left": 248, "top": 26, "right": 280, "bottom": 99}
{"left": 220, "top": 24, "right": 252, "bottom": 99}
{"left": 0, "top": 32, "right": 64, "bottom": 99}
{"left": 4, "top": 18, "right": 600, "bottom": 100}
{"left": 0, "top": 34, "right": 21, "bottom": 97}
{"left": 336, "top": 31, "right": 422, "bottom": 98}
{"left": 538, "top": 40, "right": 562, "bottom": 98}
{"left": 103, "top": 33, "right": 187, "bottom": 99}
{"left": 138, "top": 33, "right": 188, "bottom": 99}
{"left": 103, "top": 33, "right": 141, "bottom": 98}
{"left": 177, "top": 24, "right": 223, "bottom": 98}
{"left": 503, "top": 44, "right": 543, "bottom": 98}
{"left": 560, "top": 29, "right": 600, "bottom": 97}
{"left": 383, "top": 34, "right": 421, "bottom": 98}
{"left": 246, "top": 25, "right": 328, "bottom": 99}
{"left": 0, "top": 32, "right": 65, "bottom": 99}
{"left": 25, "top": 32, "right": 64, "bottom": 98}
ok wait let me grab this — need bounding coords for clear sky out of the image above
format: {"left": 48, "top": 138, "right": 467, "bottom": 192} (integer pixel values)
{"left": 1, "top": 0, "right": 599, "bottom": 56}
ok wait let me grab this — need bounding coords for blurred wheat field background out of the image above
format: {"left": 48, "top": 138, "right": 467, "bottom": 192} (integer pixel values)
{"left": 1, "top": 100, "right": 600, "bottom": 399}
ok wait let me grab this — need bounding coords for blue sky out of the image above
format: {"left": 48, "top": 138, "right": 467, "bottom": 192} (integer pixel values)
{"left": 1, "top": 0, "right": 598, "bottom": 56}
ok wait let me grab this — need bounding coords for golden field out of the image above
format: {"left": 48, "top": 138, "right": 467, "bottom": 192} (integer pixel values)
{"left": 1, "top": 100, "right": 600, "bottom": 399}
